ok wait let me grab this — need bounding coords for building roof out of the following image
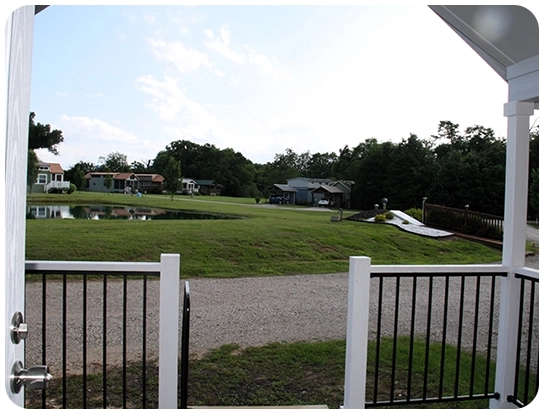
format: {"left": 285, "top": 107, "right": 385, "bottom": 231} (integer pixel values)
{"left": 48, "top": 163, "right": 64, "bottom": 174}
{"left": 84, "top": 172, "right": 164, "bottom": 182}
{"left": 38, "top": 161, "right": 64, "bottom": 173}
{"left": 137, "top": 174, "right": 163, "bottom": 182}
{"left": 114, "top": 172, "right": 135, "bottom": 180}
{"left": 329, "top": 180, "right": 354, "bottom": 193}
{"left": 311, "top": 185, "right": 345, "bottom": 194}
{"left": 287, "top": 177, "right": 333, "bottom": 183}
{"left": 195, "top": 179, "right": 217, "bottom": 186}
{"left": 270, "top": 184, "right": 297, "bottom": 193}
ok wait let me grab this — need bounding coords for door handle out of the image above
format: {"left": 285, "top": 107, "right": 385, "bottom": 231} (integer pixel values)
{"left": 10, "top": 361, "right": 52, "bottom": 394}
{"left": 10, "top": 311, "right": 28, "bottom": 344}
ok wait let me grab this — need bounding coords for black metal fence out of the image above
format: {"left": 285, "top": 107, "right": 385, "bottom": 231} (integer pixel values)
{"left": 365, "top": 270, "right": 506, "bottom": 408}
{"left": 179, "top": 281, "right": 191, "bottom": 409}
{"left": 507, "top": 272, "right": 539, "bottom": 408}
{"left": 423, "top": 203, "right": 503, "bottom": 240}
{"left": 24, "top": 263, "right": 189, "bottom": 409}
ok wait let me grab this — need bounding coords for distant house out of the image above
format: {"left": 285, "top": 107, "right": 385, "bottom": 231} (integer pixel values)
{"left": 180, "top": 178, "right": 197, "bottom": 194}
{"left": 85, "top": 172, "right": 164, "bottom": 193}
{"left": 194, "top": 179, "right": 221, "bottom": 196}
{"left": 31, "top": 160, "right": 71, "bottom": 193}
{"left": 268, "top": 177, "right": 354, "bottom": 208}
{"left": 286, "top": 177, "right": 334, "bottom": 205}
{"left": 263, "top": 184, "right": 297, "bottom": 204}
{"left": 136, "top": 173, "right": 165, "bottom": 193}
{"left": 311, "top": 180, "right": 355, "bottom": 209}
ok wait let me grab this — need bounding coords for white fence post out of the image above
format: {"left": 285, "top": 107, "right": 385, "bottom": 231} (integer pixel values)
{"left": 343, "top": 256, "right": 372, "bottom": 409}
{"left": 158, "top": 254, "right": 180, "bottom": 409}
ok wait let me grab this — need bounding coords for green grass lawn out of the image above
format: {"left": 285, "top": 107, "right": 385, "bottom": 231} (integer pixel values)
{"left": 26, "top": 193, "right": 502, "bottom": 277}
{"left": 25, "top": 338, "right": 537, "bottom": 409}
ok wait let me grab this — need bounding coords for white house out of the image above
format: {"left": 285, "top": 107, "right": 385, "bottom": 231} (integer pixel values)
{"left": 30, "top": 160, "right": 70, "bottom": 193}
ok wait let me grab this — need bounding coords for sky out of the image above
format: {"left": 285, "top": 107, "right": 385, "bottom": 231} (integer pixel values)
{"left": 6, "top": 1, "right": 542, "bottom": 170}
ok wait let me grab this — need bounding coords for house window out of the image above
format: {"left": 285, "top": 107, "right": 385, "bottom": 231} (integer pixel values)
{"left": 37, "top": 174, "right": 47, "bottom": 184}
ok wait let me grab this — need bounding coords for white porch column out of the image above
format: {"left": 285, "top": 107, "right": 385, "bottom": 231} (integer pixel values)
{"left": 490, "top": 101, "right": 534, "bottom": 409}
{"left": 158, "top": 253, "right": 180, "bottom": 409}
{"left": 501, "top": 101, "right": 534, "bottom": 267}
{"left": 343, "top": 256, "right": 372, "bottom": 409}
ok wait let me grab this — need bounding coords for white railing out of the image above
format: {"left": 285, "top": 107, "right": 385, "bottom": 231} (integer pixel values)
{"left": 44, "top": 180, "right": 71, "bottom": 192}
{"left": 25, "top": 254, "right": 181, "bottom": 409}
{"left": 342, "top": 257, "right": 538, "bottom": 409}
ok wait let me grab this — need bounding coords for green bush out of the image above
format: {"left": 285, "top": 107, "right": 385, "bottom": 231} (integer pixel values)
{"left": 374, "top": 214, "right": 387, "bottom": 222}
{"left": 385, "top": 211, "right": 395, "bottom": 220}
{"left": 404, "top": 208, "right": 422, "bottom": 221}
{"left": 255, "top": 197, "right": 261, "bottom": 204}
{"left": 68, "top": 183, "right": 77, "bottom": 194}
{"left": 402, "top": 220, "right": 410, "bottom": 225}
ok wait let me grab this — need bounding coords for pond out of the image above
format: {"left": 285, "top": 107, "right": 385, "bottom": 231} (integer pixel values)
{"left": 26, "top": 205, "right": 239, "bottom": 221}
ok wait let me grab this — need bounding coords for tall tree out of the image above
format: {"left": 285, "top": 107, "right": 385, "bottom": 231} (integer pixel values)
{"left": 306, "top": 152, "right": 337, "bottom": 178}
{"left": 528, "top": 127, "right": 539, "bottom": 219}
{"left": 529, "top": 168, "right": 538, "bottom": 218}
{"left": 98, "top": 151, "right": 130, "bottom": 172}
{"left": 27, "top": 149, "right": 39, "bottom": 192}
{"left": 130, "top": 160, "right": 153, "bottom": 174}
{"left": 72, "top": 167, "right": 87, "bottom": 192}
{"left": 163, "top": 157, "right": 181, "bottom": 200}
{"left": 104, "top": 174, "right": 113, "bottom": 194}
{"left": 431, "top": 123, "right": 506, "bottom": 215}
{"left": 28, "top": 112, "right": 64, "bottom": 154}
{"left": 65, "top": 161, "right": 95, "bottom": 183}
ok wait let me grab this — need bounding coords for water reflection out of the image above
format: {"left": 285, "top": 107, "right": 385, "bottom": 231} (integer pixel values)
{"left": 26, "top": 205, "right": 237, "bottom": 220}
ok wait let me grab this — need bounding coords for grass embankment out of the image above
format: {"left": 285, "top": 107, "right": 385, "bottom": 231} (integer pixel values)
{"left": 26, "top": 193, "right": 502, "bottom": 277}
{"left": 26, "top": 338, "right": 537, "bottom": 409}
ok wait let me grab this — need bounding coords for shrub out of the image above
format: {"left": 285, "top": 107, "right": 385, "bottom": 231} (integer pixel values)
{"left": 402, "top": 220, "right": 410, "bottom": 225}
{"left": 384, "top": 211, "right": 395, "bottom": 220}
{"left": 405, "top": 208, "right": 422, "bottom": 221}
{"left": 374, "top": 214, "right": 386, "bottom": 222}
{"left": 145, "top": 186, "right": 163, "bottom": 195}
{"left": 68, "top": 183, "right": 77, "bottom": 194}
{"left": 255, "top": 197, "right": 261, "bottom": 204}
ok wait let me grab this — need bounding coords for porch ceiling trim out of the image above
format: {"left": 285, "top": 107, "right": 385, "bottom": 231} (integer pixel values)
{"left": 429, "top": 5, "right": 538, "bottom": 105}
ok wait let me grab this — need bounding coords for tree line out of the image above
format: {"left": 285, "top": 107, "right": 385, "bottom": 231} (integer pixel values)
{"left": 28, "top": 112, "right": 538, "bottom": 218}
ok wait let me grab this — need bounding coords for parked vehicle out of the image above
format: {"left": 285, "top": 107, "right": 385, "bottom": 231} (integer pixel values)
{"left": 318, "top": 199, "right": 330, "bottom": 207}
{"left": 269, "top": 195, "right": 289, "bottom": 205}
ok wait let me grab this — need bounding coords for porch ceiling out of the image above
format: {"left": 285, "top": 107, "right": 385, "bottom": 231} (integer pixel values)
{"left": 430, "top": 5, "right": 539, "bottom": 105}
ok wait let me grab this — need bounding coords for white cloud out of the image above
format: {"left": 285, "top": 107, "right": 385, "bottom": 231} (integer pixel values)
{"left": 148, "top": 38, "right": 215, "bottom": 74}
{"left": 206, "top": 26, "right": 245, "bottom": 64}
{"left": 206, "top": 26, "right": 289, "bottom": 79}
{"left": 85, "top": 92, "right": 105, "bottom": 98}
{"left": 143, "top": 13, "right": 158, "bottom": 25}
{"left": 59, "top": 115, "right": 142, "bottom": 145}
{"left": 135, "top": 74, "right": 219, "bottom": 140}
{"left": 35, "top": 115, "right": 159, "bottom": 168}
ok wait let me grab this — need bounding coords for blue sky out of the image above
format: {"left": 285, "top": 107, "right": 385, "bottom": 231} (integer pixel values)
{"left": 9, "top": 2, "right": 542, "bottom": 169}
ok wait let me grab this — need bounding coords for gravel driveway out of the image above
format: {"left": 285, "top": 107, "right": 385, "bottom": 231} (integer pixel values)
{"left": 24, "top": 255, "right": 538, "bottom": 375}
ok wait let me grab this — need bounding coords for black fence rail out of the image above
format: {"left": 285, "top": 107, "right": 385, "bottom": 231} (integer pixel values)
{"left": 364, "top": 270, "right": 506, "bottom": 408}
{"left": 24, "top": 258, "right": 187, "bottom": 409}
{"left": 423, "top": 203, "right": 503, "bottom": 240}
{"left": 507, "top": 272, "right": 539, "bottom": 408}
{"left": 179, "top": 281, "right": 191, "bottom": 409}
